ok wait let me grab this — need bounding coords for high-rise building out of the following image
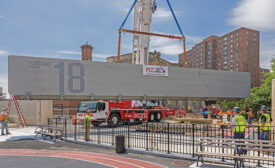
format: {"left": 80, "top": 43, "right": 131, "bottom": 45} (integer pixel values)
{"left": 260, "top": 68, "right": 270, "bottom": 85}
{"left": 179, "top": 27, "right": 260, "bottom": 87}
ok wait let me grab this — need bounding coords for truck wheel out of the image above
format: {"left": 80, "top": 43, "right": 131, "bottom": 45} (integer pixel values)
{"left": 155, "top": 112, "right": 162, "bottom": 122}
{"left": 149, "top": 113, "right": 155, "bottom": 122}
{"left": 108, "top": 114, "right": 120, "bottom": 126}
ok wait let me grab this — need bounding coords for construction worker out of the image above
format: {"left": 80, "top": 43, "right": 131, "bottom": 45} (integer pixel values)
{"left": 187, "top": 105, "right": 191, "bottom": 113}
{"left": 208, "top": 108, "right": 212, "bottom": 118}
{"left": 231, "top": 107, "right": 246, "bottom": 139}
{"left": 219, "top": 111, "right": 223, "bottom": 120}
{"left": 227, "top": 109, "right": 232, "bottom": 121}
{"left": 258, "top": 105, "right": 271, "bottom": 141}
{"left": 84, "top": 109, "right": 92, "bottom": 141}
{"left": 247, "top": 108, "right": 254, "bottom": 125}
{"left": 1, "top": 107, "right": 10, "bottom": 135}
{"left": 72, "top": 115, "right": 77, "bottom": 125}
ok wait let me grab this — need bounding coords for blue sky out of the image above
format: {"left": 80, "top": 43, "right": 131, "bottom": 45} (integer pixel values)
{"left": 1, "top": 0, "right": 275, "bottom": 94}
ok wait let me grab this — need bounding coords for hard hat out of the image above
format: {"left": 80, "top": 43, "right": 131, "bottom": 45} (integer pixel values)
{"left": 234, "top": 107, "right": 240, "bottom": 113}
{"left": 87, "top": 109, "right": 92, "bottom": 114}
{"left": 260, "top": 105, "right": 267, "bottom": 111}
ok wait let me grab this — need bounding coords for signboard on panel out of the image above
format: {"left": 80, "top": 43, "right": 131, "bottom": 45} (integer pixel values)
{"left": 143, "top": 65, "right": 168, "bottom": 76}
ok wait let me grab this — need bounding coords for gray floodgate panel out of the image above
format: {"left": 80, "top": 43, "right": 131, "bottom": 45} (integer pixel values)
{"left": 8, "top": 55, "right": 250, "bottom": 100}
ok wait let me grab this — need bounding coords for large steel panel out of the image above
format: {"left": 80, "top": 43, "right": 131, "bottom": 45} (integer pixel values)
{"left": 8, "top": 56, "right": 250, "bottom": 100}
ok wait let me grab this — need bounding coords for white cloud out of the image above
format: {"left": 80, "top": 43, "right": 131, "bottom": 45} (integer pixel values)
{"left": 93, "top": 54, "right": 111, "bottom": 59}
{"left": 260, "top": 49, "right": 275, "bottom": 69}
{"left": 153, "top": 8, "right": 172, "bottom": 21}
{"left": 150, "top": 34, "right": 203, "bottom": 56}
{"left": 0, "top": 15, "right": 24, "bottom": 29}
{"left": 113, "top": 0, "right": 133, "bottom": 13}
{"left": 150, "top": 36, "right": 182, "bottom": 56}
{"left": 56, "top": 50, "right": 81, "bottom": 55}
{"left": 229, "top": 0, "right": 275, "bottom": 31}
{"left": 0, "top": 75, "right": 8, "bottom": 98}
{"left": 186, "top": 35, "right": 203, "bottom": 44}
{"left": 0, "top": 49, "right": 9, "bottom": 57}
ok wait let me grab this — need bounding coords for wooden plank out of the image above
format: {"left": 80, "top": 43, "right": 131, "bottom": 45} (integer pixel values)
{"left": 201, "top": 141, "right": 275, "bottom": 148}
{"left": 201, "top": 137, "right": 275, "bottom": 143}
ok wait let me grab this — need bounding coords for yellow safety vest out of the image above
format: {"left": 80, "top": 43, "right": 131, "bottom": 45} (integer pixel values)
{"left": 233, "top": 114, "right": 246, "bottom": 133}
{"left": 258, "top": 113, "right": 270, "bottom": 131}
{"left": 84, "top": 114, "right": 91, "bottom": 127}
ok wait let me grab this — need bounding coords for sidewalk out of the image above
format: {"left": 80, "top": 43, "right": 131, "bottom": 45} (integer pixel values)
{"left": 0, "top": 127, "right": 36, "bottom": 142}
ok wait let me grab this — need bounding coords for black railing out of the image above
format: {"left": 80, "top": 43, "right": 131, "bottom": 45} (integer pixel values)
{"left": 48, "top": 118, "right": 275, "bottom": 167}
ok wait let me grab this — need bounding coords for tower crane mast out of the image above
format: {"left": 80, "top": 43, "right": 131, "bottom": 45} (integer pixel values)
{"left": 132, "top": 0, "right": 157, "bottom": 65}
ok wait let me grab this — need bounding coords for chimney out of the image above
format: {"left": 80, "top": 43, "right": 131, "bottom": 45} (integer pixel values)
{"left": 81, "top": 42, "right": 93, "bottom": 61}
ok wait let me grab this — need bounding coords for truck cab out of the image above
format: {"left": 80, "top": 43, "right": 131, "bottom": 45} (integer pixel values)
{"left": 77, "top": 101, "right": 109, "bottom": 123}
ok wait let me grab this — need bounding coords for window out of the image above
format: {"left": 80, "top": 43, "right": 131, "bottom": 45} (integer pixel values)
{"left": 223, "top": 37, "right": 228, "bottom": 41}
{"left": 223, "top": 51, "right": 228, "bottom": 55}
{"left": 224, "top": 56, "right": 228, "bottom": 60}
{"left": 224, "top": 46, "right": 227, "bottom": 50}
{"left": 230, "top": 34, "right": 233, "bottom": 38}
{"left": 223, "top": 66, "right": 227, "bottom": 70}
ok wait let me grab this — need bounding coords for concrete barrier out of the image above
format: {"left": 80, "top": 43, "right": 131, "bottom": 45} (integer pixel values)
{"left": 0, "top": 100, "right": 53, "bottom": 126}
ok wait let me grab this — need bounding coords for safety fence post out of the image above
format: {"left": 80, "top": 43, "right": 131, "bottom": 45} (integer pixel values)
{"left": 257, "top": 126, "right": 261, "bottom": 167}
{"left": 128, "top": 122, "right": 130, "bottom": 148}
{"left": 85, "top": 118, "right": 88, "bottom": 141}
{"left": 221, "top": 125, "right": 225, "bottom": 162}
{"left": 112, "top": 125, "right": 114, "bottom": 146}
{"left": 64, "top": 118, "right": 67, "bottom": 138}
{"left": 74, "top": 120, "right": 77, "bottom": 141}
{"left": 192, "top": 124, "right": 195, "bottom": 157}
{"left": 48, "top": 118, "right": 50, "bottom": 126}
{"left": 97, "top": 125, "right": 100, "bottom": 144}
{"left": 146, "top": 122, "right": 149, "bottom": 151}
{"left": 167, "top": 123, "right": 170, "bottom": 154}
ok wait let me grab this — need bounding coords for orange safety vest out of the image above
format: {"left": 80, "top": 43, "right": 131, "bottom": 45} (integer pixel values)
{"left": 0, "top": 114, "right": 4, "bottom": 121}
{"left": 248, "top": 112, "right": 253, "bottom": 118}
{"left": 72, "top": 115, "right": 77, "bottom": 125}
{"left": 0, "top": 113, "right": 7, "bottom": 121}
{"left": 227, "top": 111, "right": 232, "bottom": 116}
{"left": 4, "top": 114, "right": 8, "bottom": 122}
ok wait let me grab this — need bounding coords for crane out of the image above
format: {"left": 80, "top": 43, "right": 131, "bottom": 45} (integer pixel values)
{"left": 117, "top": 0, "right": 187, "bottom": 67}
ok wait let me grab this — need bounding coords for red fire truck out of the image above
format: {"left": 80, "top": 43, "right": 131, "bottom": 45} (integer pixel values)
{"left": 76, "top": 100, "right": 182, "bottom": 126}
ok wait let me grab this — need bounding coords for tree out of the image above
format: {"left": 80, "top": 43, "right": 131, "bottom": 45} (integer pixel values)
{"left": 218, "top": 55, "right": 275, "bottom": 111}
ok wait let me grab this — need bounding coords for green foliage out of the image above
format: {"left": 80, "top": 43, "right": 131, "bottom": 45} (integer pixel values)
{"left": 218, "top": 55, "right": 275, "bottom": 111}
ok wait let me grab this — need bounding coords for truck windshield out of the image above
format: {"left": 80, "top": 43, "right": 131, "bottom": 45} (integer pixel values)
{"left": 78, "top": 102, "right": 97, "bottom": 113}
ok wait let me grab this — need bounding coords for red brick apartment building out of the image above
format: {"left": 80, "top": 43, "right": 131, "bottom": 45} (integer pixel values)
{"left": 260, "top": 68, "right": 270, "bottom": 85}
{"left": 179, "top": 27, "right": 261, "bottom": 88}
